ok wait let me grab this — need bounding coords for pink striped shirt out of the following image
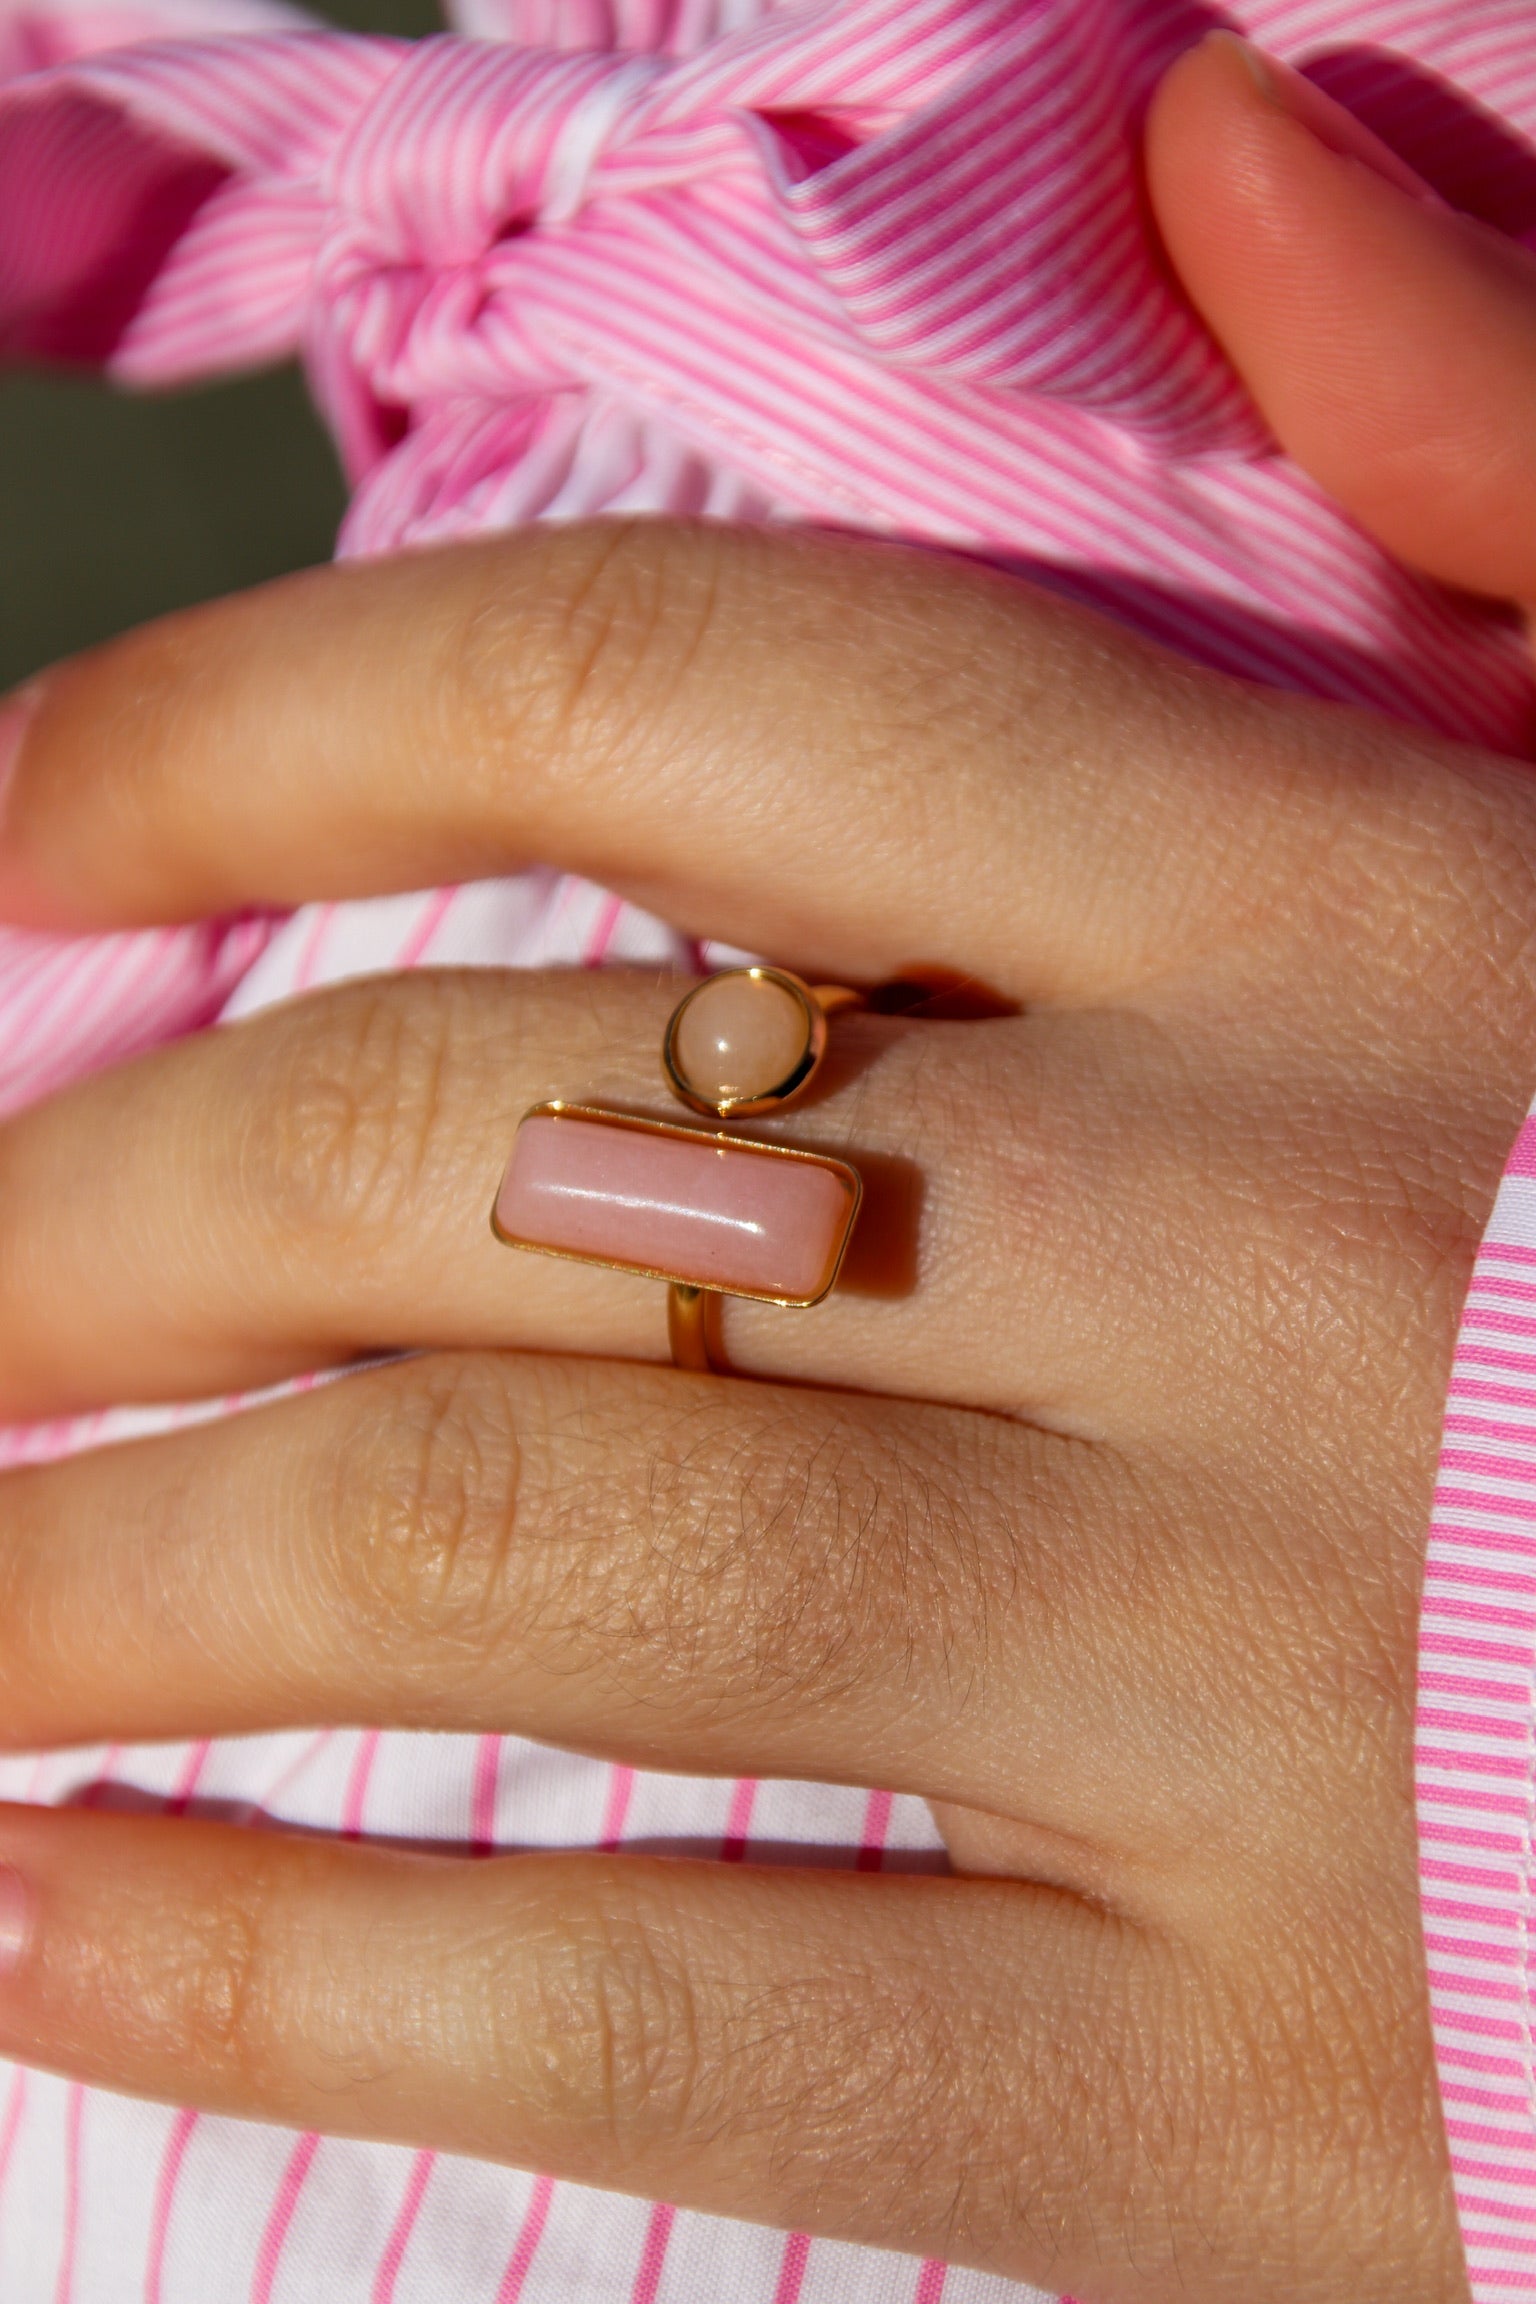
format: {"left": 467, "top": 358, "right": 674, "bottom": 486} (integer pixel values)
{"left": 2, "top": 0, "right": 1536, "bottom": 2294}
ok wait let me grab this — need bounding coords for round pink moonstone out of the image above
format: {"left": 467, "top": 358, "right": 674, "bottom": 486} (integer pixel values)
{"left": 672, "top": 973, "right": 810, "bottom": 1107}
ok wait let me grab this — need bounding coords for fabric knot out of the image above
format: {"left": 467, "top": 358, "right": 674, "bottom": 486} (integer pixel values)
{"left": 0, "top": 0, "right": 1285, "bottom": 542}
{"left": 305, "top": 35, "right": 669, "bottom": 424}
{"left": 539, "top": 51, "right": 659, "bottom": 219}
{"left": 322, "top": 36, "right": 664, "bottom": 268}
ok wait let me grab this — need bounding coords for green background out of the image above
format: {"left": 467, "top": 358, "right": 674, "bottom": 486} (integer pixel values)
{"left": 0, "top": 0, "right": 439, "bottom": 691}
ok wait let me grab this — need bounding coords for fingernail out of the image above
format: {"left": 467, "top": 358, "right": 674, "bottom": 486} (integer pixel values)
{"left": 1205, "top": 30, "right": 1444, "bottom": 209}
{"left": 0, "top": 1865, "right": 34, "bottom": 1975}
{"left": 1204, "top": 27, "right": 1279, "bottom": 99}
{"left": 0, "top": 687, "right": 41, "bottom": 821}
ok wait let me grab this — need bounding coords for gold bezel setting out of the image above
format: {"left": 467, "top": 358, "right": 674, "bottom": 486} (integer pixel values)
{"left": 662, "top": 967, "right": 829, "bottom": 1119}
{"left": 490, "top": 1102, "right": 863, "bottom": 1308}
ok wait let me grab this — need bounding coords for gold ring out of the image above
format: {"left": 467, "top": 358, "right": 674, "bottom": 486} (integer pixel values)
{"left": 491, "top": 968, "right": 863, "bottom": 1374}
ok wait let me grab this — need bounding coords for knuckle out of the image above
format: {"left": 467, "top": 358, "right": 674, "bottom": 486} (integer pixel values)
{"left": 506, "top": 1902, "right": 704, "bottom": 2144}
{"left": 322, "top": 1357, "right": 523, "bottom": 1676}
{"left": 171, "top": 1891, "right": 271, "bottom": 2086}
{"left": 597, "top": 1386, "right": 1008, "bottom": 1719}
{"left": 90, "top": 1863, "right": 275, "bottom": 2099}
{"left": 235, "top": 977, "right": 456, "bottom": 1246}
{"left": 1300, "top": 729, "right": 1536, "bottom": 1048}
{"left": 754, "top": 1954, "right": 964, "bottom": 2172}
{"left": 0, "top": 1490, "right": 49, "bottom": 1731}
{"left": 452, "top": 523, "right": 728, "bottom": 796}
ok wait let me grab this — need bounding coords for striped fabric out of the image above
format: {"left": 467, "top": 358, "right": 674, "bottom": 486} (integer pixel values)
{"left": 1421, "top": 1122, "right": 1536, "bottom": 2304}
{"left": 2, "top": 0, "right": 1536, "bottom": 2294}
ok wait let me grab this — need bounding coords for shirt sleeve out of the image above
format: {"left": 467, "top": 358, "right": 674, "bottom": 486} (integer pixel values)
{"left": 1419, "top": 1106, "right": 1536, "bottom": 2300}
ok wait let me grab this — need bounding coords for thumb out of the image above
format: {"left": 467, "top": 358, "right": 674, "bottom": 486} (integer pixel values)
{"left": 1146, "top": 29, "right": 1536, "bottom": 609}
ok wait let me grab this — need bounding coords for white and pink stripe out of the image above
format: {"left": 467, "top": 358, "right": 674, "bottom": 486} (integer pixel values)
{"left": 1421, "top": 1118, "right": 1536, "bottom": 2303}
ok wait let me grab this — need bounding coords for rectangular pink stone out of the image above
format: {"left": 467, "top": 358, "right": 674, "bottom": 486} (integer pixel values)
{"left": 492, "top": 1105, "right": 860, "bottom": 1304}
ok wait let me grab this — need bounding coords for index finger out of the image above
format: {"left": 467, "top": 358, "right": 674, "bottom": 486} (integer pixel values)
{"left": 0, "top": 521, "right": 1419, "bottom": 1000}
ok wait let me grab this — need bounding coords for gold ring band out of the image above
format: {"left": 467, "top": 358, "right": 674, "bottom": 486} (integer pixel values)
{"left": 667, "top": 1281, "right": 723, "bottom": 1373}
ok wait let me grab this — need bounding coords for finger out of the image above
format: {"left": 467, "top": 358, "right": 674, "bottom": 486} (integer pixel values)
{"left": 0, "top": 965, "right": 938, "bottom": 1415}
{"left": 0, "top": 1807, "right": 1453, "bottom": 2296}
{"left": 0, "top": 964, "right": 1162, "bottom": 1426}
{"left": 0, "top": 1803, "right": 1187, "bottom": 2293}
{"left": 1146, "top": 31, "right": 1536, "bottom": 606}
{"left": 0, "top": 1345, "right": 1412, "bottom": 1894}
{"left": 0, "top": 1352, "right": 1156, "bottom": 1847}
{"left": 0, "top": 956, "right": 1475, "bottom": 1447}
{"left": 0, "top": 521, "right": 1372, "bottom": 1001}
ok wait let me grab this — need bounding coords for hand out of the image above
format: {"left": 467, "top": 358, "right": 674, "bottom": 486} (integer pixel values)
{"left": 0, "top": 33, "right": 1530, "bottom": 2303}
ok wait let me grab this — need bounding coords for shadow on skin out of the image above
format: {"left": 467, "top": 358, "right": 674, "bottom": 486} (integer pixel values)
{"left": 65, "top": 1782, "right": 952, "bottom": 1874}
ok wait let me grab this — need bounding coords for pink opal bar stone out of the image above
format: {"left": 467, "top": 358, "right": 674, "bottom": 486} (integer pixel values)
{"left": 493, "top": 1105, "right": 860, "bottom": 1304}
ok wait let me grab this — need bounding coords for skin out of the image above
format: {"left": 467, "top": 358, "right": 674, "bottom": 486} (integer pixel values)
{"left": 0, "top": 29, "right": 1531, "bottom": 2299}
